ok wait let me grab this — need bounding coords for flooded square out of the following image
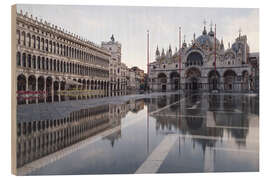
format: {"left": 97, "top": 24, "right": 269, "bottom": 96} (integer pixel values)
{"left": 16, "top": 92, "right": 259, "bottom": 175}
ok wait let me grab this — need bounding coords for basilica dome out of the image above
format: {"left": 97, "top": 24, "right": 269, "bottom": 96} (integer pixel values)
{"left": 231, "top": 41, "right": 243, "bottom": 53}
{"left": 195, "top": 27, "right": 220, "bottom": 50}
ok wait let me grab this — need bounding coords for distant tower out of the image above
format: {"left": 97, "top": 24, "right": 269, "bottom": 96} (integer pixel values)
{"left": 102, "top": 34, "right": 121, "bottom": 62}
{"left": 182, "top": 35, "right": 187, "bottom": 48}
{"left": 168, "top": 44, "right": 172, "bottom": 57}
{"left": 220, "top": 37, "right": 224, "bottom": 51}
{"left": 203, "top": 19, "right": 207, "bottom": 35}
{"left": 111, "top": 34, "right": 115, "bottom": 42}
{"left": 155, "top": 45, "right": 160, "bottom": 58}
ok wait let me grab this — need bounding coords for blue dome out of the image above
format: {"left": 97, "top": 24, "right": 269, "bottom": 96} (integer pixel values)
{"left": 232, "top": 42, "right": 243, "bottom": 53}
{"left": 196, "top": 34, "right": 220, "bottom": 49}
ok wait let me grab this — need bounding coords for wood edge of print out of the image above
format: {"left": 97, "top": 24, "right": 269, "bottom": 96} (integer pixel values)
{"left": 11, "top": 4, "right": 17, "bottom": 175}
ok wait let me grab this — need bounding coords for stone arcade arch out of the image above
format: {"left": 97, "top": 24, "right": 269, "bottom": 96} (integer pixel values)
{"left": 223, "top": 70, "right": 237, "bottom": 91}
{"left": 46, "top": 77, "right": 53, "bottom": 102}
{"left": 17, "top": 74, "right": 26, "bottom": 104}
{"left": 242, "top": 70, "right": 249, "bottom": 91}
{"left": 186, "top": 51, "right": 203, "bottom": 67}
{"left": 37, "top": 76, "right": 45, "bottom": 103}
{"left": 170, "top": 71, "right": 180, "bottom": 91}
{"left": 208, "top": 70, "right": 220, "bottom": 91}
{"left": 185, "top": 67, "right": 201, "bottom": 91}
{"left": 157, "top": 73, "right": 167, "bottom": 92}
{"left": 28, "top": 75, "right": 36, "bottom": 104}
{"left": 53, "top": 81, "right": 60, "bottom": 102}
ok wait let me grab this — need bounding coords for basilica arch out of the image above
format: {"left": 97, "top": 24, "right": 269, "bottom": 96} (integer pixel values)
{"left": 170, "top": 71, "right": 180, "bottom": 90}
{"left": 185, "top": 67, "right": 201, "bottom": 90}
{"left": 223, "top": 70, "right": 237, "bottom": 91}
{"left": 157, "top": 73, "right": 167, "bottom": 92}
{"left": 208, "top": 70, "right": 220, "bottom": 91}
{"left": 186, "top": 51, "right": 204, "bottom": 67}
{"left": 242, "top": 70, "right": 249, "bottom": 91}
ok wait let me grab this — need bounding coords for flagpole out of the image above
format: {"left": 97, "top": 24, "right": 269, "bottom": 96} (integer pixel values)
{"left": 214, "top": 24, "right": 216, "bottom": 74}
{"left": 179, "top": 27, "right": 181, "bottom": 91}
{"left": 147, "top": 30, "right": 149, "bottom": 92}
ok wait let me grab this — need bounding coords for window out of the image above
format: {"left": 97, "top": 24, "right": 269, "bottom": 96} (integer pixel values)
{"left": 17, "top": 52, "right": 21, "bottom": 66}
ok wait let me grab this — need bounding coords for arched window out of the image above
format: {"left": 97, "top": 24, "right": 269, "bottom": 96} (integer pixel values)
{"left": 22, "top": 53, "right": 26, "bottom": 67}
{"left": 46, "top": 58, "right": 49, "bottom": 70}
{"left": 16, "top": 30, "right": 20, "bottom": 44}
{"left": 49, "top": 41, "right": 52, "bottom": 52}
{"left": 42, "top": 57, "right": 45, "bottom": 70}
{"left": 32, "top": 35, "right": 36, "bottom": 48}
{"left": 45, "top": 39, "right": 48, "bottom": 52}
{"left": 37, "top": 56, "right": 41, "bottom": 69}
{"left": 32, "top": 55, "right": 36, "bottom": 69}
{"left": 53, "top": 59, "right": 56, "bottom": 71}
{"left": 57, "top": 60, "right": 60, "bottom": 72}
{"left": 187, "top": 52, "right": 203, "bottom": 66}
{"left": 50, "top": 59, "right": 52, "bottom": 71}
{"left": 63, "top": 62, "right": 65, "bottom": 73}
{"left": 53, "top": 42, "right": 56, "bottom": 53}
{"left": 41, "top": 38, "right": 44, "bottom": 50}
{"left": 37, "top": 36, "right": 40, "bottom": 49}
{"left": 60, "top": 61, "right": 63, "bottom": 72}
{"left": 60, "top": 44, "right": 62, "bottom": 55}
{"left": 17, "top": 52, "right": 21, "bottom": 66}
{"left": 22, "top": 31, "right": 26, "bottom": 46}
{"left": 57, "top": 43, "right": 59, "bottom": 54}
{"left": 27, "top": 33, "right": 31, "bottom": 47}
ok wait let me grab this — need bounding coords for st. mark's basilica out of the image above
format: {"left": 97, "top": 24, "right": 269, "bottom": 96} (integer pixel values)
{"left": 148, "top": 24, "right": 259, "bottom": 93}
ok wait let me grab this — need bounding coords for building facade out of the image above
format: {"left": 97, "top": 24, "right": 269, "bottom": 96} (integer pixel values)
{"left": 149, "top": 25, "right": 259, "bottom": 93}
{"left": 127, "top": 68, "right": 136, "bottom": 93}
{"left": 16, "top": 11, "right": 113, "bottom": 105}
{"left": 102, "top": 35, "right": 128, "bottom": 96}
{"left": 131, "top": 66, "right": 145, "bottom": 90}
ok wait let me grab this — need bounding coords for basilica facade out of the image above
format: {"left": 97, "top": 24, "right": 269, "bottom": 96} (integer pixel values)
{"left": 148, "top": 25, "right": 259, "bottom": 93}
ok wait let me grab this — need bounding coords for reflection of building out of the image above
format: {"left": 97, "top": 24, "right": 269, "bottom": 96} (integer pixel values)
{"left": 150, "top": 94, "right": 251, "bottom": 145}
{"left": 17, "top": 105, "right": 111, "bottom": 168}
{"left": 149, "top": 24, "right": 259, "bottom": 92}
{"left": 16, "top": 10, "right": 110, "bottom": 105}
{"left": 129, "top": 99, "right": 145, "bottom": 113}
{"left": 17, "top": 97, "right": 146, "bottom": 168}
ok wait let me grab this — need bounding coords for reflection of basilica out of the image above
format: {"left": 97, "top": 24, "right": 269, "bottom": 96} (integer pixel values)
{"left": 16, "top": 99, "right": 145, "bottom": 168}
{"left": 149, "top": 24, "right": 259, "bottom": 92}
{"left": 151, "top": 94, "right": 255, "bottom": 146}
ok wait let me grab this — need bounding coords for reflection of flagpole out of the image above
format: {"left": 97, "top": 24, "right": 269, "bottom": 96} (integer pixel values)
{"left": 147, "top": 103, "right": 149, "bottom": 155}
{"left": 178, "top": 27, "right": 182, "bottom": 155}
{"left": 214, "top": 24, "right": 217, "bottom": 75}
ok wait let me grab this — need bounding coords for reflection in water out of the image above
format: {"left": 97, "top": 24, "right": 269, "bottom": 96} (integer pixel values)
{"left": 152, "top": 94, "right": 258, "bottom": 148}
{"left": 16, "top": 93, "right": 259, "bottom": 174}
{"left": 16, "top": 99, "right": 145, "bottom": 168}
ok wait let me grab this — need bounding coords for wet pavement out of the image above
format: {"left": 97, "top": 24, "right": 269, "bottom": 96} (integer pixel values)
{"left": 16, "top": 92, "right": 259, "bottom": 175}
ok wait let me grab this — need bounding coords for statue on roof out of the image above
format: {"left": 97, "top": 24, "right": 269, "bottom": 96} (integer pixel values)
{"left": 111, "top": 34, "right": 115, "bottom": 42}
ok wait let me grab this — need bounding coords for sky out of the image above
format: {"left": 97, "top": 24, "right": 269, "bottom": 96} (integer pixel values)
{"left": 17, "top": 4, "right": 259, "bottom": 71}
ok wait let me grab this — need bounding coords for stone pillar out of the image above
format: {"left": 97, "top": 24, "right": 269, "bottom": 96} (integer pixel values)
{"left": 58, "top": 82, "right": 61, "bottom": 102}
{"left": 35, "top": 78, "right": 38, "bottom": 104}
{"left": 25, "top": 76, "right": 29, "bottom": 104}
